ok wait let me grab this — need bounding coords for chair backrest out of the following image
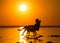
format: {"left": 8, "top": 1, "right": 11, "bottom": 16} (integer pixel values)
{"left": 35, "top": 19, "right": 41, "bottom": 31}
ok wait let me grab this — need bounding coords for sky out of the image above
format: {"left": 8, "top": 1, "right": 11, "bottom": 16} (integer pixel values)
{"left": 0, "top": 0, "right": 60, "bottom": 26}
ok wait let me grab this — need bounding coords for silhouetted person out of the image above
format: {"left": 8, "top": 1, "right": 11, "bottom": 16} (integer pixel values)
{"left": 34, "top": 18, "right": 41, "bottom": 31}
{"left": 29, "top": 18, "right": 41, "bottom": 32}
{"left": 18, "top": 18, "right": 41, "bottom": 36}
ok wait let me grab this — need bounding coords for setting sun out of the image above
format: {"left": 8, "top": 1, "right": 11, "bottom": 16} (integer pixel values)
{"left": 20, "top": 4, "right": 27, "bottom": 12}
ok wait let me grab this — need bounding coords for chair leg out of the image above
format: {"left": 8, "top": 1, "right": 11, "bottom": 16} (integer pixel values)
{"left": 33, "top": 31, "right": 37, "bottom": 38}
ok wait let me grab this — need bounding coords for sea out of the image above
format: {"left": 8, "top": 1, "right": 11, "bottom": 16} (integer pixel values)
{"left": 0, "top": 26, "right": 60, "bottom": 43}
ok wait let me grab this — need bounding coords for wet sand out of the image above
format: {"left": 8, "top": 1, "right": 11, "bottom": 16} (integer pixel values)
{"left": 0, "top": 27, "right": 60, "bottom": 43}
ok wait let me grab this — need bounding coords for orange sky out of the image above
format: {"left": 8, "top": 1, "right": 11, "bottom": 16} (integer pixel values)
{"left": 0, "top": 0, "right": 60, "bottom": 26}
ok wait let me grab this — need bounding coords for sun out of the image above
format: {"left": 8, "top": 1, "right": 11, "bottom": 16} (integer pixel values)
{"left": 20, "top": 4, "right": 27, "bottom": 12}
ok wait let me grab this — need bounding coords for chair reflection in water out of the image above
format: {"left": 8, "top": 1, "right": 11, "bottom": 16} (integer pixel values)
{"left": 18, "top": 18, "right": 42, "bottom": 40}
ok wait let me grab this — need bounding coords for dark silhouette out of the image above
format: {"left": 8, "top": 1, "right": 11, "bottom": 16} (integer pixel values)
{"left": 30, "top": 41, "right": 32, "bottom": 43}
{"left": 35, "top": 19, "right": 41, "bottom": 31}
{"left": 18, "top": 18, "right": 41, "bottom": 37}
{"left": 24, "top": 18, "right": 41, "bottom": 32}
{"left": 50, "top": 35, "right": 60, "bottom": 37}
{"left": 28, "top": 18, "right": 41, "bottom": 32}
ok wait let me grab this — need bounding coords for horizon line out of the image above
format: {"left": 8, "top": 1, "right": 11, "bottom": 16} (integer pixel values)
{"left": 0, "top": 26, "right": 60, "bottom": 28}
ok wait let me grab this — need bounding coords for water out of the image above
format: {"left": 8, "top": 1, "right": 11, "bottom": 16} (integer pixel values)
{"left": 0, "top": 27, "right": 60, "bottom": 43}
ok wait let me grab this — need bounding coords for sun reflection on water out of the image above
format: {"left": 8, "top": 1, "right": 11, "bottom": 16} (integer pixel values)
{"left": 19, "top": 27, "right": 27, "bottom": 43}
